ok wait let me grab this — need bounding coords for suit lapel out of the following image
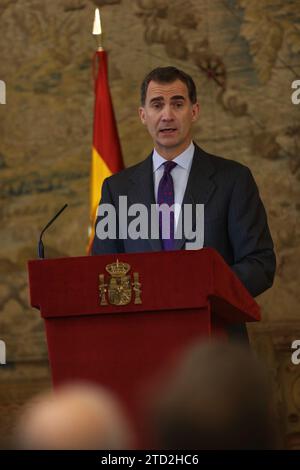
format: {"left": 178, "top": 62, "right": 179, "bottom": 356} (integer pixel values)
{"left": 173, "top": 144, "right": 216, "bottom": 250}
{"left": 127, "top": 153, "right": 162, "bottom": 251}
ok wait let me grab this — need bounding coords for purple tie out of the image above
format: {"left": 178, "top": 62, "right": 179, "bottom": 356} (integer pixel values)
{"left": 157, "top": 160, "right": 177, "bottom": 250}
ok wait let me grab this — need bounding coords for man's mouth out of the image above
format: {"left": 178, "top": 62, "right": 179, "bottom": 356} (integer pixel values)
{"left": 159, "top": 128, "right": 177, "bottom": 134}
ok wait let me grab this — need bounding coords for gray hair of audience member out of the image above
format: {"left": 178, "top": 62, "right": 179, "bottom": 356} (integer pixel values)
{"left": 14, "top": 382, "right": 134, "bottom": 450}
{"left": 150, "top": 341, "right": 278, "bottom": 450}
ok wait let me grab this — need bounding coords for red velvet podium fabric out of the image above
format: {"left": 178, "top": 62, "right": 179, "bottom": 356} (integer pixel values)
{"left": 28, "top": 248, "right": 260, "bottom": 441}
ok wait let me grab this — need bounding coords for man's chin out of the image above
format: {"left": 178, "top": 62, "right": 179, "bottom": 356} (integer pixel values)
{"left": 156, "top": 136, "right": 181, "bottom": 149}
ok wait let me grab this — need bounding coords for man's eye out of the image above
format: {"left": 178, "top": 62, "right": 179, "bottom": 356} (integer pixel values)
{"left": 174, "top": 102, "right": 184, "bottom": 108}
{"left": 152, "top": 103, "right": 162, "bottom": 109}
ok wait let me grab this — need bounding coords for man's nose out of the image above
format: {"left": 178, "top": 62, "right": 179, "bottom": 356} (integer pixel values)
{"left": 161, "top": 105, "right": 174, "bottom": 121}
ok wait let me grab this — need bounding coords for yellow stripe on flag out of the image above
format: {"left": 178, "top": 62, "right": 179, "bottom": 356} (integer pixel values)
{"left": 90, "top": 146, "right": 112, "bottom": 221}
{"left": 88, "top": 147, "right": 112, "bottom": 253}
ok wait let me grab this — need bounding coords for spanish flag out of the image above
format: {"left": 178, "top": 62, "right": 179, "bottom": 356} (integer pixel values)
{"left": 88, "top": 50, "right": 124, "bottom": 252}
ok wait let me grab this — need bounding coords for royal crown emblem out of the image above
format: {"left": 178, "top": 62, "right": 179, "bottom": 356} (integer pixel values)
{"left": 99, "top": 260, "right": 142, "bottom": 306}
{"left": 106, "top": 261, "right": 130, "bottom": 277}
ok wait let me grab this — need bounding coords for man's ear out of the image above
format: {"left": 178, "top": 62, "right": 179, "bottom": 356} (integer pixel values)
{"left": 191, "top": 102, "right": 200, "bottom": 122}
{"left": 139, "top": 107, "right": 146, "bottom": 125}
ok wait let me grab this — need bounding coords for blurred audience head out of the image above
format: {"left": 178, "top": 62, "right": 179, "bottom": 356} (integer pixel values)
{"left": 150, "top": 340, "right": 278, "bottom": 449}
{"left": 14, "top": 382, "right": 133, "bottom": 449}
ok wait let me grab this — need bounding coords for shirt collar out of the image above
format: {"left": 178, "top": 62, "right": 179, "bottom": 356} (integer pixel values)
{"left": 152, "top": 141, "right": 195, "bottom": 172}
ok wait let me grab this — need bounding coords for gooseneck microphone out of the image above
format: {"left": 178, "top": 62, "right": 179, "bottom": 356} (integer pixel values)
{"left": 38, "top": 204, "right": 68, "bottom": 259}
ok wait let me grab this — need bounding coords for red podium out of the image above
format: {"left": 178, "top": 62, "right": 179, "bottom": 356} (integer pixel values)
{"left": 28, "top": 248, "right": 260, "bottom": 440}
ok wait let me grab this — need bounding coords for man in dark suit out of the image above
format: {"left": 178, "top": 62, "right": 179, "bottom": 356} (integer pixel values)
{"left": 92, "top": 66, "right": 276, "bottom": 340}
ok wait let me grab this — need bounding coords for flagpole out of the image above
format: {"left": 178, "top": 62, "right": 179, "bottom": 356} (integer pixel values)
{"left": 88, "top": 7, "right": 124, "bottom": 254}
{"left": 93, "top": 8, "right": 103, "bottom": 51}
{"left": 88, "top": 7, "right": 104, "bottom": 250}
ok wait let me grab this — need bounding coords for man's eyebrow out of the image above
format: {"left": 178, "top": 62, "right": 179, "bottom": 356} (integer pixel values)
{"left": 149, "top": 95, "right": 186, "bottom": 104}
{"left": 149, "top": 96, "right": 164, "bottom": 104}
{"left": 170, "top": 95, "right": 186, "bottom": 101}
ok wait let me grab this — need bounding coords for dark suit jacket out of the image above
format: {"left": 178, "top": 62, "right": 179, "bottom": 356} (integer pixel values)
{"left": 92, "top": 144, "right": 276, "bottom": 339}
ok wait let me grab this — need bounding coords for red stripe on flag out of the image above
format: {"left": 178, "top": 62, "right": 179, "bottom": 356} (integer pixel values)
{"left": 92, "top": 50, "right": 124, "bottom": 174}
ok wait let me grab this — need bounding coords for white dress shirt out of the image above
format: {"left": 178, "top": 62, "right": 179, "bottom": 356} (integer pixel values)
{"left": 152, "top": 142, "right": 195, "bottom": 229}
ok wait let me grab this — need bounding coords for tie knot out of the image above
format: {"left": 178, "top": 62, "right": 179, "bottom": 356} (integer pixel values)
{"left": 163, "top": 160, "right": 177, "bottom": 174}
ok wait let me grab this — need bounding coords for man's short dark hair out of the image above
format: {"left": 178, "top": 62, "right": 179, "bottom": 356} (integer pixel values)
{"left": 140, "top": 66, "right": 197, "bottom": 106}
